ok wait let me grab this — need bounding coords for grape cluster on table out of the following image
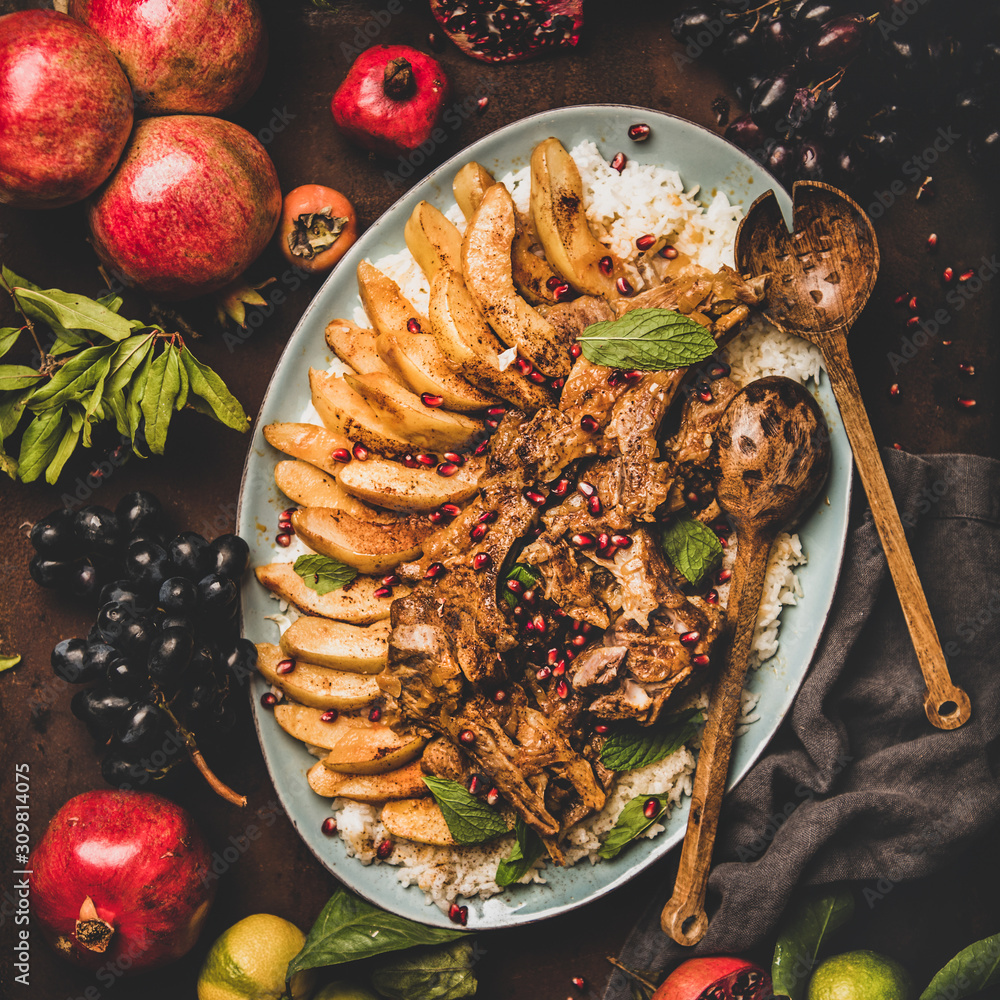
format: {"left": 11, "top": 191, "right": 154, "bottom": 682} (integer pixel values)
{"left": 671, "top": 0, "right": 1000, "bottom": 191}
{"left": 30, "top": 491, "right": 257, "bottom": 790}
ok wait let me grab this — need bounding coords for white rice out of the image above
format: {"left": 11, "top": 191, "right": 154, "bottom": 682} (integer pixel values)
{"left": 287, "top": 139, "right": 825, "bottom": 912}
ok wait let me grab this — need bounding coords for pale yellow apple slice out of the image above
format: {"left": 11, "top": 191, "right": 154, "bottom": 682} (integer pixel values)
{"left": 338, "top": 453, "right": 483, "bottom": 512}
{"left": 322, "top": 727, "right": 427, "bottom": 775}
{"left": 254, "top": 563, "right": 405, "bottom": 623}
{"left": 380, "top": 798, "right": 458, "bottom": 847}
{"left": 279, "top": 617, "right": 389, "bottom": 674}
{"left": 263, "top": 422, "right": 349, "bottom": 477}
{"left": 291, "top": 507, "right": 426, "bottom": 574}
{"left": 324, "top": 319, "right": 394, "bottom": 377}
{"left": 357, "top": 260, "right": 429, "bottom": 337}
{"left": 375, "top": 331, "right": 497, "bottom": 413}
{"left": 306, "top": 760, "right": 431, "bottom": 801}
{"left": 274, "top": 460, "right": 396, "bottom": 522}
{"left": 453, "top": 161, "right": 495, "bottom": 222}
{"left": 257, "top": 643, "right": 381, "bottom": 710}
{"left": 404, "top": 200, "right": 463, "bottom": 282}
{"left": 273, "top": 702, "right": 371, "bottom": 749}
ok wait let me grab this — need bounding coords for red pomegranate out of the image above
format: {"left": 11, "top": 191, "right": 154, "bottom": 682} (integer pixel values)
{"left": 0, "top": 10, "right": 133, "bottom": 209}
{"left": 653, "top": 957, "right": 773, "bottom": 1000}
{"left": 429, "top": 0, "right": 583, "bottom": 63}
{"left": 29, "top": 790, "right": 216, "bottom": 974}
{"left": 69, "top": 0, "right": 267, "bottom": 115}
{"left": 331, "top": 45, "right": 450, "bottom": 159}
{"left": 87, "top": 115, "right": 282, "bottom": 299}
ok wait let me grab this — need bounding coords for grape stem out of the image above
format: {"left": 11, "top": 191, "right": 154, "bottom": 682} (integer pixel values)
{"left": 605, "top": 956, "right": 658, "bottom": 992}
{"left": 189, "top": 747, "right": 248, "bottom": 807}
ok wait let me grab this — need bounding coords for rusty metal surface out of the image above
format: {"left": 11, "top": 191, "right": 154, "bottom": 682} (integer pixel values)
{"left": 0, "top": 1, "right": 997, "bottom": 997}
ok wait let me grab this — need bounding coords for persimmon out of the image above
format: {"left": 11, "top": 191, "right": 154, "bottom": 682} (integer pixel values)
{"left": 279, "top": 184, "right": 358, "bottom": 273}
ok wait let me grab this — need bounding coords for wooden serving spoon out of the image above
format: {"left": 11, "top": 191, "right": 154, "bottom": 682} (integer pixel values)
{"left": 734, "top": 181, "right": 970, "bottom": 731}
{"left": 661, "top": 376, "right": 831, "bottom": 946}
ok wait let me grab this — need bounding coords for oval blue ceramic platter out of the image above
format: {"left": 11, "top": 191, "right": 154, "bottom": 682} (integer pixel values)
{"left": 237, "top": 104, "right": 853, "bottom": 929}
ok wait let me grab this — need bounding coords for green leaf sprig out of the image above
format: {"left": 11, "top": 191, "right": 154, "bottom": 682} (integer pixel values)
{"left": 577, "top": 308, "right": 717, "bottom": 371}
{"left": 423, "top": 776, "right": 510, "bottom": 845}
{"left": 501, "top": 563, "right": 542, "bottom": 609}
{"left": 599, "top": 792, "right": 670, "bottom": 860}
{"left": 495, "top": 816, "right": 544, "bottom": 888}
{"left": 599, "top": 709, "right": 704, "bottom": 772}
{"left": 0, "top": 267, "right": 249, "bottom": 484}
{"left": 661, "top": 515, "right": 724, "bottom": 586}
{"left": 293, "top": 553, "right": 358, "bottom": 595}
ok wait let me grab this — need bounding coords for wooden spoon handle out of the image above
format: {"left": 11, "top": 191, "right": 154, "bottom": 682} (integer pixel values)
{"left": 661, "top": 534, "right": 772, "bottom": 945}
{"left": 822, "top": 335, "right": 971, "bottom": 730}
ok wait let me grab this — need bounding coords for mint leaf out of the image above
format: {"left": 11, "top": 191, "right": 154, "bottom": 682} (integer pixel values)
{"left": 293, "top": 553, "right": 357, "bottom": 595}
{"left": 501, "top": 563, "right": 542, "bottom": 609}
{"left": 370, "top": 940, "right": 478, "bottom": 1000}
{"left": 0, "top": 654, "right": 21, "bottom": 672}
{"left": 661, "top": 515, "right": 723, "bottom": 586}
{"left": 12, "top": 286, "right": 134, "bottom": 341}
{"left": 423, "top": 776, "right": 510, "bottom": 845}
{"left": 285, "top": 888, "right": 467, "bottom": 987}
{"left": 0, "top": 328, "right": 21, "bottom": 360}
{"left": 30, "top": 344, "right": 116, "bottom": 410}
{"left": 180, "top": 349, "right": 250, "bottom": 433}
{"left": 0, "top": 366, "right": 45, "bottom": 392}
{"left": 496, "top": 816, "right": 544, "bottom": 887}
{"left": 577, "top": 308, "right": 717, "bottom": 371}
{"left": 600, "top": 709, "right": 704, "bottom": 772}
{"left": 17, "top": 410, "right": 66, "bottom": 483}
{"left": 141, "top": 347, "right": 181, "bottom": 455}
{"left": 599, "top": 792, "right": 670, "bottom": 860}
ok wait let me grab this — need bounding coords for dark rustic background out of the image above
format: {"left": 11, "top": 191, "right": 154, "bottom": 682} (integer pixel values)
{"left": 1, "top": 1, "right": 998, "bottom": 998}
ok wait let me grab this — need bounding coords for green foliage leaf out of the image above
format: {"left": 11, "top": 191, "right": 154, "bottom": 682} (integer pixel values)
{"left": 369, "top": 939, "right": 478, "bottom": 1000}
{"left": 105, "top": 335, "right": 155, "bottom": 397}
{"left": 0, "top": 390, "right": 30, "bottom": 443}
{"left": 600, "top": 709, "right": 703, "bottom": 772}
{"left": 1, "top": 266, "right": 41, "bottom": 293}
{"left": 293, "top": 554, "right": 358, "bottom": 595}
{"left": 140, "top": 346, "right": 182, "bottom": 455}
{"left": 577, "top": 308, "right": 717, "bottom": 371}
{"left": 286, "top": 888, "right": 467, "bottom": 985}
{"left": 0, "top": 366, "right": 45, "bottom": 392}
{"left": 423, "top": 776, "right": 510, "bottom": 845}
{"left": 501, "top": 563, "right": 542, "bottom": 609}
{"left": 599, "top": 792, "right": 670, "bottom": 860}
{"left": 0, "top": 327, "right": 21, "bottom": 360}
{"left": 919, "top": 932, "right": 1000, "bottom": 1000}
{"left": 12, "top": 286, "right": 134, "bottom": 341}
{"left": 180, "top": 349, "right": 250, "bottom": 432}
{"left": 772, "top": 889, "right": 856, "bottom": 1000}
{"left": 45, "top": 418, "right": 81, "bottom": 485}
{"left": 496, "top": 817, "right": 544, "bottom": 887}
{"left": 0, "top": 655, "right": 21, "bottom": 672}
{"left": 17, "top": 410, "right": 66, "bottom": 483}
{"left": 661, "top": 515, "right": 723, "bottom": 586}
{"left": 29, "top": 344, "right": 116, "bottom": 410}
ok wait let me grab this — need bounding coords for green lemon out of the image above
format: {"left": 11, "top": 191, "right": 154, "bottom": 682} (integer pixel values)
{"left": 197, "top": 913, "right": 316, "bottom": 1000}
{"left": 808, "top": 950, "right": 914, "bottom": 1000}
{"left": 312, "top": 983, "right": 379, "bottom": 1000}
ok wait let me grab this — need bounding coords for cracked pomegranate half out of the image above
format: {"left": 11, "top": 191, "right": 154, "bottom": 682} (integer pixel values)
{"left": 429, "top": 0, "right": 583, "bottom": 63}
{"left": 653, "top": 957, "right": 774, "bottom": 1000}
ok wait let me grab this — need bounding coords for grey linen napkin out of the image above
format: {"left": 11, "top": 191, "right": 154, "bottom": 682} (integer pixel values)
{"left": 603, "top": 450, "right": 1000, "bottom": 999}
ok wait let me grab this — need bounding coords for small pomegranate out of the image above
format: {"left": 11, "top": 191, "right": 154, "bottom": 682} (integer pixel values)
{"left": 69, "top": 0, "right": 268, "bottom": 115}
{"left": 331, "top": 45, "right": 450, "bottom": 158}
{"left": 0, "top": 10, "right": 133, "bottom": 209}
{"left": 652, "top": 956, "right": 772, "bottom": 1000}
{"left": 87, "top": 115, "right": 281, "bottom": 299}
{"left": 430, "top": 0, "right": 583, "bottom": 63}
{"left": 29, "top": 791, "right": 215, "bottom": 974}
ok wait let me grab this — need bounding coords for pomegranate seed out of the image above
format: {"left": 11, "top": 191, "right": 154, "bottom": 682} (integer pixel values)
{"left": 485, "top": 418, "right": 501, "bottom": 431}
{"left": 551, "top": 377, "right": 565, "bottom": 390}
{"left": 332, "top": 448, "right": 351, "bottom": 463}
{"left": 373, "top": 586, "right": 393, "bottom": 598}
{"left": 276, "top": 532, "right": 292, "bottom": 547}
{"left": 892, "top": 442, "right": 902, "bottom": 450}
{"left": 512, "top": 605, "right": 524, "bottom": 617}
{"left": 428, "top": 511, "right": 444, "bottom": 525}
{"left": 515, "top": 357, "right": 533, "bottom": 376}
{"left": 577, "top": 481, "right": 595, "bottom": 497}
{"left": 623, "top": 370, "right": 643, "bottom": 384}
{"left": 486, "top": 788, "right": 499, "bottom": 807}
{"left": 407, "top": 318, "right": 421, "bottom": 333}
{"left": 596, "top": 532, "right": 611, "bottom": 549}
{"left": 957, "top": 397, "right": 977, "bottom": 409}
{"left": 551, "top": 477, "right": 571, "bottom": 497}
{"left": 594, "top": 724, "right": 609, "bottom": 735}
{"left": 320, "top": 709, "right": 339, "bottom": 722}
{"left": 698, "top": 388, "right": 713, "bottom": 403}
{"left": 376, "top": 839, "right": 393, "bottom": 859}
{"left": 528, "top": 370, "right": 547, "bottom": 384}
{"left": 368, "top": 706, "right": 381, "bottom": 722}
{"left": 523, "top": 488, "right": 547, "bottom": 506}
{"left": 564, "top": 649, "right": 575, "bottom": 661}
{"left": 610, "top": 151, "right": 627, "bottom": 173}
{"left": 643, "top": 798, "right": 659, "bottom": 819}
{"left": 546, "top": 647, "right": 561, "bottom": 665}
{"left": 556, "top": 678, "right": 570, "bottom": 699}
{"left": 546, "top": 275, "right": 564, "bottom": 290}
{"left": 960, "top": 269, "right": 975, "bottom": 282}
{"left": 659, "top": 245, "right": 678, "bottom": 259}
{"left": 493, "top": 688, "right": 506, "bottom": 703}
{"left": 611, "top": 534, "right": 632, "bottom": 548}
{"left": 616, "top": 276, "right": 634, "bottom": 296}
{"left": 487, "top": 405, "right": 506, "bottom": 417}
{"left": 440, "top": 503, "right": 461, "bottom": 517}
{"left": 352, "top": 443, "right": 368, "bottom": 461}
{"left": 506, "top": 578, "right": 523, "bottom": 595}
{"left": 959, "top": 363, "right": 975, "bottom": 375}
{"left": 552, "top": 660, "right": 566, "bottom": 677}
{"left": 906, "top": 316, "right": 921, "bottom": 329}
{"left": 706, "top": 589, "right": 719, "bottom": 605}
{"left": 893, "top": 292, "right": 908, "bottom": 306}
{"left": 470, "top": 523, "right": 488, "bottom": 542}
{"left": 276, "top": 658, "right": 295, "bottom": 675}
{"left": 718, "top": 536, "right": 728, "bottom": 549}
{"left": 680, "top": 631, "right": 700, "bottom": 645}
{"left": 718, "top": 569, "right": 732, "bottom": 584}
{"left": 694, "top": 654, "right": 711, "bottom": 666}
{"left": 927, "top": 232, "right": 938, "bottom": 251}
{"left": 448, "top": 902, "right": 466, "bottom": 925}
{"left": 442, "top": 452, "right": 464, "bottom": 466}
{"left": 473, "top": 552, "right": 492, "bottom": 571}
{"left": 468, "top": 774, "right": 484, "bottom": 795}
{"left": 321, "top": 817, "right": 338, "bottom": 836}
{"left": 380, "top": 574, "right": 400, "bottom": 586}
{"left": 636, "top": 234, "right": 656, "bottom": 251}
{"left": 570, "top": 633, "right": 588, "bottom": 647}
{"left": 402, "top": 453, "right": 420, "bottom": 469}
{"left": 478, "top": 510, "right": 497, "bottom": 524}
{"left": 261, "top": 692, "right": 277, "bottom": 708}
{"left": 686, "top": 491, "right": 700, "bottom": 506}
{"left": 571, "top": 533, "right": 595, "bottom": 548}
{"left": 628, "top": 122, "right": 650, "bottom": 141}
{"left": 477, "top": 96, "right": 489, "bottom": 114}
{"left": 459, "top": 728, "right": 476, "bottom": 745}
{"left": 579, "top": 414, "right": 599, "bottom": 433}
{"left": 943, "top": 267, "right": 954, "bottom": 283}
{"left": 905, "top": 295, "right": 917, "bottom": 313}
{"left": 522, "top": 588, "right": 536, "bottom": 605}
{"left": 888, "top": 383, "right": 900, "bottom": 398}
{"left": 532, "top": 614, "right": 547, "bottom": 634}
{"left": 536, "top": 665, "right": 552, "bottom": 681}
{"left": 421, "top": 392, "right": 444, "bottom": 408}
{"left": 425, "top": 562, "right": 446, "bottom": 580}
{"left": 416, "top": 453, "right": 437, "bottom": 466}
{"left": 281, "top": 506, "right": 297, "bottom": 519}
{"left": 588, "top": 495, "right": 602, "bottom": 516}
{"left": 598, "top": 255, "right": 614, "bottom": 276}
{"left": 570, "top": 343, "right": 582, "bottom": 358}
{"left": 474, "top": 439, "right": 490, "bottom": 456}
{"left": 278, "top": 517, "right": 292, "bottom": 532}
{"left": 572, "top": 977, "right": 586, "bottom": 990}
{"left": 437, "top": 462, "right": 459, "bottom": 477}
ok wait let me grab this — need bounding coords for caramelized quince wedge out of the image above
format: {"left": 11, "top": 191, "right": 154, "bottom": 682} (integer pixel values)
{"left": 404, "top": 200, "right": 463, "bottom": 281}
{"left": 280, "top": 617, "right": 389, "bottom": 674}
{"left": 338, "top": 452, "right": 484, "bottom": 512}
{"left": 255, "top": 563, "right": 404, "bottom": 623}
{"left": 256, "top": 643, "right": 381, "bottom": 710}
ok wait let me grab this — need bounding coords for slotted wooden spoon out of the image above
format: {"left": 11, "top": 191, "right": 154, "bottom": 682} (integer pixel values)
{"left": 733, "top": 181, "right": 970, "bottom": 731}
